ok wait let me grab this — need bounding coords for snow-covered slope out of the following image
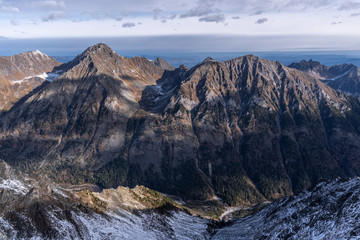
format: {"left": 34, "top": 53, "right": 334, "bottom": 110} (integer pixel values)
{"left": 214, "top": 178, "right": 360, "bottom": 239}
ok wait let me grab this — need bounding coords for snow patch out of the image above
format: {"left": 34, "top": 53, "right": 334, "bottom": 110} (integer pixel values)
{"left": 0, "top": 178, "right": 29, "bottom": 195}
{"left": 11, "top": 70, "right": 63, "bottom": 85}
{"left": 325, "top": 68, "right": 353, "bottom": 81}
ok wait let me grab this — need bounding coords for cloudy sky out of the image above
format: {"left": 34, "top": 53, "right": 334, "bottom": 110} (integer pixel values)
{"left": 0, "top": 0, "right": 360, "bottom": 51}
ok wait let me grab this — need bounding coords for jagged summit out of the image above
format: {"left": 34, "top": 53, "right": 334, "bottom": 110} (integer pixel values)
{"left": 80, "top": 43, "right": 116, "bottom": 57}
{"left": 289, "top": 59, "right": 322, "bottom": 70}
{"left": 154, "top": 57, "right": 175, "bottom": 71}
{"left": 202, "top": 56, "right": 215, "bottom": 63}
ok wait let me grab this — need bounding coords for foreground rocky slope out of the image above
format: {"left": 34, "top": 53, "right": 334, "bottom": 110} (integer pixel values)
{"left": 0, "top": 50, "right": 60, "bottom": 112}
{"left": 0, "top": 160, "right": 209, "bottom": 239}
{"left": 288, "top": 59, "right": 360, "bottom": 98}
{"left": 2, "top": 158, "right": 360, "bottom": 240}
{"left": 214, "top": 178, "right": 360, "bottom": 239}
{"left": 1, "top": 44, "right": 360, "bottom": 208}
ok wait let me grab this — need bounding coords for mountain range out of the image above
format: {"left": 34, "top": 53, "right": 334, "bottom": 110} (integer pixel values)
{"left": 1, "top": 43, "right": 360, "bottom": 238}
{"left": 1, "top": 44, "right": 360, "bottom": 207}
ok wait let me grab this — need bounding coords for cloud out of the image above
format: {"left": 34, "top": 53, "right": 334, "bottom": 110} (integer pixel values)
{"left": 199, "top": 14, "right": 225, "bottom": 23}
{"left": 180, "top": 0, "right": 217, "bottom": 18}
{"left": 255, "top": 18, "right": 268, "bottom": 24}
{"left": 11, "top": 18, "right": 19, "bottom": 25}
{"left": 153, "top": 7, "right": 162, "bottom": 20}
{"left": 250, "top": 10, "right": 263, "bottom": 16}
{"left": 43, "top": 11, "right": 67, "bottom": 22}
{"left": 122, "top": 22, "right": 136, "bottom": 28}
{"left": 32, "top": 1, "right": 66, "bottom": 9}
{"left": 160, "top": 14, "right": 177, "bottom": 23}
{"left": 232, "top": 16, "right": 240, "bottom": 19}
{"left": 338, "top": 1, "right": 360, "bottom": 10}
{"left": 1, "top": 6, "right": 20, "bottom": 13}
{"left": 331, "top": 21, "right": 343, "bottom": 25}
{"left": 350, "top": 12, "right": 360, "bottom": 17}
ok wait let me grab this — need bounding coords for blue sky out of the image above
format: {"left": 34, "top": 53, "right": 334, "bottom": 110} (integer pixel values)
{"left": 0, "top": 0, "right": 360, "bottom": 50}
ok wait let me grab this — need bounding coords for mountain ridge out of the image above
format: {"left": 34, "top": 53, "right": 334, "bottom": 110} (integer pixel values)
{"left": 288, "top": 59, "right": 360, "bottom": 98}
{"left": 0, "top": 50, "right": 60, "bottom": 112}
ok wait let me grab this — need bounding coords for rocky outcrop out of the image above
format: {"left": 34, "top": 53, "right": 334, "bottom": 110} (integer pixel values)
{"left": 0, "top": 50, "right": 60, "bottom": 112}
{"left": 288, "top": 59, "right": 360, "bottom": 98}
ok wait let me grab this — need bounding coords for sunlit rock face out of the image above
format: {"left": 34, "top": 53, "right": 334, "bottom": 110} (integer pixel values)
{"left": 0, "top": 50, "right": 61, "bottom": 112}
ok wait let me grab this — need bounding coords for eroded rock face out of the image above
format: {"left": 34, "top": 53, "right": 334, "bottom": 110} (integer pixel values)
{"left": 2, "top": 45, "right": 360, "bottom": 207}
{"left": 0, "top": 50, "right": 60, "bottom": 112}
{"left": 288, "top": 59, "right": 360, "bottom": 98}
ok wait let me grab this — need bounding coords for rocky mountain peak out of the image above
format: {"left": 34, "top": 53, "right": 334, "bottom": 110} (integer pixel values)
{"left": 0, "top": 50, "right": 60, "bottom": 112}
{"left": 202, "top": 56, "right": 215, "bottom": 63}
{"left": 81, "top": 43, "right": 115, "bottom": 57}
{"left": 58, "top": 43, "right": 121, "bottom": 79}
{"left": 154, "top": 57, "right": 175, "bottom": 71}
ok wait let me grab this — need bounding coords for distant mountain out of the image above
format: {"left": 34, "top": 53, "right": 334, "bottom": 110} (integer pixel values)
{"left": 0, "top": 50, "right": 60, "bottom": 112}
{"left": 288, "top": 59, "right": 360, "bottom": 98}
{"left": 2, "top": 44, "right": 360, "bottom": 209}
{"left": 214, "top": 178, "right": 360, "bottom": 239}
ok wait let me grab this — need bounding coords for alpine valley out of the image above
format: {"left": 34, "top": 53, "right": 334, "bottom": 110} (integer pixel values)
{"left": 1, "top": 43, "right": 360, "bottom": 239}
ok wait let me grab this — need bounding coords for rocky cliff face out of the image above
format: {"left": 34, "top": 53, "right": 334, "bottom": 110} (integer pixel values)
{"left": 288, "top": 59, "right": 360, "bottom": 98}
{"left": 1, "top": 45, "right": 360, "bottom": 208}
{"left": 0, "top": 50, "right": 60, "bottom": 112}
